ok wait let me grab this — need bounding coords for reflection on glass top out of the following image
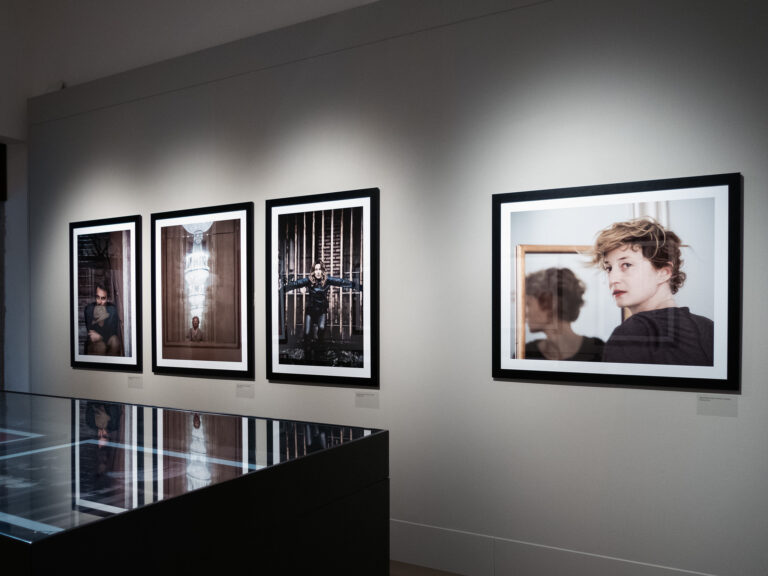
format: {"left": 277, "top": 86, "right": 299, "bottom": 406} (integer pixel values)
{"left": 0, "top": 391, "right": 379, "bottom": 544}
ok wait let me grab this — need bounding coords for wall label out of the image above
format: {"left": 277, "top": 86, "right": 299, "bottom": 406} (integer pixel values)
{"left": 355, "top": 391, "right": 379, "bottom": 409}
{"left": 236, "top": 382, "right": 255, "bottom": 399}
{"left": 697, "top": 394, "right": 738, "bottom": 417}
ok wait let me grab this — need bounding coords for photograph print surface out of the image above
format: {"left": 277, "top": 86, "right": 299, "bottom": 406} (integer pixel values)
{"left": 492, "top": 173, "right": 742, "bottom": 391}
{"left": 70, "top": 215, "right": 141, "bottom": 371}
{"left": 152, "top": 202, "right": 254, "bottom": 378}
{"left": 266, "top": 188, "right": 379, "bottom": 387}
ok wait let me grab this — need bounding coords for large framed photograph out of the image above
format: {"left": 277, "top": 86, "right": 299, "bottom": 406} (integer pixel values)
{"left": 152, "top": 202, "right": 254, "bottom": 378}
{"left": 266, "top": 188, "right": 379, "bottom": 387}
{"left": 492, "top": 173, "right": 742, "bottom": 392}
{"left": 70, "top": 215, "right": 142, "bottom": 371}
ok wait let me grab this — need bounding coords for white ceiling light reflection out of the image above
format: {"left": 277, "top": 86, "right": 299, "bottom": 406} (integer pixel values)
{"left": 186, "top": 413, "right": 211, "bottom": 491}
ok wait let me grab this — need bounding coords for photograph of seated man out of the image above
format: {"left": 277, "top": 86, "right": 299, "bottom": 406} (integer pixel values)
{"left": 187, "top": 315, "right": 204, "bottom": 342}
{"left": 84, "top": 283, "right": 122, "bottom": 356}
{"left": 590, "top": 217, "right": 713, "bottom": 366}
{"left": 524, "top": 267, "right": 604, "bottom": 361}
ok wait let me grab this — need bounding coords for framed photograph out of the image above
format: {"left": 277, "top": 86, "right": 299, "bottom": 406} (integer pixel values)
{"left": 151, "top": 202, "right": 254, "bottom": 378}
{"left": 492, "top": 173, "right": 742, "bottom": 392}
{"left": 70, "top": 215, "right": 142, "bottom": 371}
{"left": 266, "top": 188, "right": 379, "bottom": 387}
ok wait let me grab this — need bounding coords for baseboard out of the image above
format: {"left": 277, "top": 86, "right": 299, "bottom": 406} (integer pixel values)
{"left": 390, "top": 519, "right": 719, "bottom": 576}
{"left": 391, "top": 519, "right": 494, "bottom": 575}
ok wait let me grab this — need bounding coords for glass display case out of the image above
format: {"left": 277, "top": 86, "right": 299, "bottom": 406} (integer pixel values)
{"left": 0, "top": 391, "right": 388, "bottom": 575}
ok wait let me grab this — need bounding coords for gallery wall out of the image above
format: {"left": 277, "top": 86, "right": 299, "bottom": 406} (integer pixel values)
{"left": 19, "top": 0, "right": 768, "bottom": 574}
{"left": 0, "top": 0, "right": 24, "bottom": 140}
{"left": 0, "top": 0, "right": 380, "bottom": 141}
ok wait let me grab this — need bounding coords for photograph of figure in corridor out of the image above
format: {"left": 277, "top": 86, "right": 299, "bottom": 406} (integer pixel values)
{"left": 267, "top": 189, "right": 379, "bottom": 387}
{"left": 152, "top": 202, "right": 254, "bottom": 378}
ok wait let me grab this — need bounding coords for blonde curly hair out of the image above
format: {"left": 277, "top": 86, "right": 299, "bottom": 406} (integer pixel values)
{"left": 590, "top": 217, "right": 686, "bottom": 294}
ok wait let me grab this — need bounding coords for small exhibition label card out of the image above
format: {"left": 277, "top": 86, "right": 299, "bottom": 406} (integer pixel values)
{"left": 697, "top": 394, "right": 738, "bottom": 417}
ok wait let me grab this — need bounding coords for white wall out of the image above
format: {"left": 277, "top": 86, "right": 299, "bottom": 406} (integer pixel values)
{"left": 21, "top": 1, "right": 768, "bottom": 574}
{"left": 4, "top": 143, "right": 29, "bottom": 389}
{"left": 0, "top": 0, "right": 378, "bottom": 140}
{"left": 0, "top": 0, "right": 378, "bottom": 390}
{"left": 18, "top": 0, "right": 380, "bottom": 95}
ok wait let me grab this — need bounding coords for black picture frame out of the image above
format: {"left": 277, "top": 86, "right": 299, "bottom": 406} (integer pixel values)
{"left": 151, "top": 202, "right": 254, "bottom": 379}
{"left": 266, "top": 188, "right": 380, "bottom": 388}
{"left": 70, "top": 215, "right": 142, "bottom": 372}
{"left": 492, "top": 173, "right": 742, "bottom": 392}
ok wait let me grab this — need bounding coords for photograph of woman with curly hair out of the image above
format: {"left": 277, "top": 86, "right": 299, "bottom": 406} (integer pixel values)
{"left": 590, "top": 217, "right": 714, "bottom": 366}
{"left": 494, "top": 174, "right": 738, "bottom": 388}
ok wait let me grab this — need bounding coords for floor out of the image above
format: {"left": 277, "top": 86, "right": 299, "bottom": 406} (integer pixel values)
{"left": 390, "top": 561, "right": 462, "bottom": 576}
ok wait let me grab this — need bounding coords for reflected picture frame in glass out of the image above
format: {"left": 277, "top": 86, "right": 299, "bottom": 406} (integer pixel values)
{"left": 70, "top": 215, "right": 142, "bottom": 372}
{"left": 151, "top": 202, "right": 254, "bottom": 379}
{"left": 72, "top": 399, "right": 143, "bottom": 515}
{"left": 492, "top": 173, "right": 742, "bottom": 392}
{"left": 265, "top": 188, "right": 380, "bottom": 388}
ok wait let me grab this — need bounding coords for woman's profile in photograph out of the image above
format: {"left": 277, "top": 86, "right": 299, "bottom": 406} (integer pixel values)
{"left": 524, "top": 267, "right": 604, "bottom": 361}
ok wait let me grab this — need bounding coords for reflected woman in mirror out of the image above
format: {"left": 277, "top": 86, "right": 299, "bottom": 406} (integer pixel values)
{"left": 524, "top": 267, "right": 604, "bottom": 361}
{"left": 590, "top": 217, "right": 713, "bottom": 365}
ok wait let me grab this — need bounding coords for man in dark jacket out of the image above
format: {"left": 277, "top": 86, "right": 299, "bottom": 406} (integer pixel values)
{"left": 84, "top": 284, "right": 121, "bottom": 355}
